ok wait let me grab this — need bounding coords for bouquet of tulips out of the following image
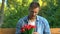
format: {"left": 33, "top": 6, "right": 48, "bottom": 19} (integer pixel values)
{"left": 20, "top": 24, "right": 36, "bottom": 34}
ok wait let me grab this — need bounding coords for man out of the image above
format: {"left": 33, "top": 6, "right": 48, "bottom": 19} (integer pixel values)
{"left": 15, "top": 2, "right": 51, "bottom": 34}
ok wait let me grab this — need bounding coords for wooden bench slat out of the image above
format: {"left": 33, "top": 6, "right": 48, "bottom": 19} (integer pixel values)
{"left": 0, "top": 28, "right": 60, "bottom": 34}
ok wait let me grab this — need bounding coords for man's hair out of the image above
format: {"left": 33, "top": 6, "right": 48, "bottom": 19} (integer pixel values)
{"left": 29, "top": 2, "right": 40, "bottom": 9}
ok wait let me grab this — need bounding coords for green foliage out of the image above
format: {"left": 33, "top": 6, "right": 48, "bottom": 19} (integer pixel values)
{"left": 1, "top": 0, "right": 32, "bottom": 28}
{"left": 38, "top": 0, "right": 60, "bottom": 28}
{"left": 1, "top": 0, "right": 60, "bottom": 28}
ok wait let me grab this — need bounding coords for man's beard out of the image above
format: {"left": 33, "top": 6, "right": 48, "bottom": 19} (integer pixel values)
{"left": 31, "top": 15, "right": 36, "bottom": 19}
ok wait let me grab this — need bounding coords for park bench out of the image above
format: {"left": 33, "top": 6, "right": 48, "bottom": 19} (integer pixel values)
{"left": 0, "top": 28, "right": 60, "bottom": 34}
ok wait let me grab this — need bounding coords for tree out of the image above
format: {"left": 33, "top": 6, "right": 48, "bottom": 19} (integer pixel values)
{"left": 0, "top": 0, "right": 5, "bottom": 27}
{"left": 1, "top": 0, "right": 60, "bottom": 28}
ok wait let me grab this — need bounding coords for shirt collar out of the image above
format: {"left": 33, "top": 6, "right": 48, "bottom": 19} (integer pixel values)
{"left": 36, "top": 15, "right": 39, "bottom": 21}
{"left": 24, "top": 15, "right": 39, "bottom": 22}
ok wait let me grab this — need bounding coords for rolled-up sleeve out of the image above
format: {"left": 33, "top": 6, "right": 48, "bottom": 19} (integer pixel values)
{"left": 15, "top": 19, "right": 22, "bottom": 34}
{"left": 43, "top": 18, "right": 51, "bottom": 34}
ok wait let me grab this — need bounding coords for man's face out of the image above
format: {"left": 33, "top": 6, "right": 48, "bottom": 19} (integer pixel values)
{"left": 29, "top": 7, "right": 40, "bottom": 18}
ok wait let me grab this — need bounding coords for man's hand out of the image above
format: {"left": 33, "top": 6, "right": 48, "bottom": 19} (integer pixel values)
{"left": 33, "top": 32, "right": 39, "bottom": 34}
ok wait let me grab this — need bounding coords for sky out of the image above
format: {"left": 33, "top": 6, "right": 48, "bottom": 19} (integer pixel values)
{"left": 0, "top": 0, "right": 6, "bottom": 4}
{"left": 0, "top": 0, "right": 2, "bottom": 3}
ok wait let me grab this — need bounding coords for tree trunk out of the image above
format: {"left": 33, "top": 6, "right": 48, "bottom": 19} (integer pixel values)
{"left": 0, "top": 0, "right": 5, "bottom": 27}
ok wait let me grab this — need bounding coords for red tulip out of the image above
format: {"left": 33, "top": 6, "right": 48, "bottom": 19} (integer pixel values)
{"left": 31, "top": 26, "right": 36, "bottom": 28}
{"left": 20, "top": 28, "right": 25, "bottom": 32}
{"left": 20, "top": 24, "right": 36, "bottom": 33}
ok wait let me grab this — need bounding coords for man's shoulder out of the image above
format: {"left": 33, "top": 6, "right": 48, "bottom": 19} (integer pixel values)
{"left": 37, "top": 15, "right": 47, "bottom": 20}
{"left": 37, "top": 15, "right": 49, "bottom": 25}
{"left": 18, "top": 16, "right": 28, "bottom": 21}
{"left": 37, "top": 15, "right": 48, "bottom": 23}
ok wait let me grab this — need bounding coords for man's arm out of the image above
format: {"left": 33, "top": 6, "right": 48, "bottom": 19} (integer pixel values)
{"left": 15, "top": 19, "right": 22, "bottom": 34}
{"left": 43, "top": 18, "right": 51, "bottom": 34}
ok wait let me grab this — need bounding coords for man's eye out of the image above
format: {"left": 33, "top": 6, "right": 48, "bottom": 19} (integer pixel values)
{"left": 31, "top": 11, "right": 34, "bottom": 13}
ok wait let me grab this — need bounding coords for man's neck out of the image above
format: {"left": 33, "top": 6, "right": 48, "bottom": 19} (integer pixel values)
{"left": 28, "top": 16, "right": 36, "bottom": 22}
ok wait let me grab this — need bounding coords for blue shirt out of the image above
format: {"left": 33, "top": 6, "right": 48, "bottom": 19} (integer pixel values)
{"left": 15, "top": 15, "right": 51, "bottom": 34}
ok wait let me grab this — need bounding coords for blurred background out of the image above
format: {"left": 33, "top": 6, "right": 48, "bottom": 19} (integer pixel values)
{"left": 0, "top": 0, "right": 60, "bottom": 28}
